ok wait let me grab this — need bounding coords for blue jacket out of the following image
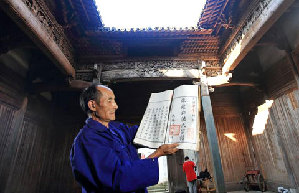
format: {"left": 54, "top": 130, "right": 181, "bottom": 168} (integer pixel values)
{"left": 70, "top": 118, "right": 159, "bottom": 193}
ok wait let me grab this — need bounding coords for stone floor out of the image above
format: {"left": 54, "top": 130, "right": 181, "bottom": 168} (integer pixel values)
{"left": 148, "top": 182, "right": 277, "bottom": 193}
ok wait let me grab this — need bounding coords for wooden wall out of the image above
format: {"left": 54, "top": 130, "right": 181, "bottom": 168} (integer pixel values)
{"left": 264, "top": 56, "right": 298, "bottom": 99}
{"left": 245, "top": 52, "right": 299, "bottom": 190}
{"left": 199, "top": 51, "right": 299, "bottom": 192}
{"left": 251, "top": 89, "right": 299, "bottom": 190}
{"left": 198, "top": 88, "right": 255, "bottom": 191}
{"left": 0, "top": 65, "right": 83, "bottom": 193}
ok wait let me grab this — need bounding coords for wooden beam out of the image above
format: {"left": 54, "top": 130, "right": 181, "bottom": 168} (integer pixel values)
{"left": 102, "top": 69, "right": 201, "bottom": 82}
{"left": 0, "top": 0, "right": 75, "bottom": 78}
{"left": 219, "top": 0, "right": 259, "bottom": 56}
{"left": 212, "top": 82, "right": 257, "bottom": 87}
{"left": 30, "top": 80, "right": 92, "bottom": 93}
{"left": 69, "top": 80, "right": 92, "bottom": 89}
{"left": 201, "top": 82, "right": 226, "bottom": 193}
{"left": 81, "top": 59, "right": 202, "bottom": 82}
{"left": 222, "top": 0, "right": 295, "bottom": 75}
{"left": 109, "top": 77, "right": 195, "bottom": 83}
{"left": 85, "top": 29, "right": 213, "bottom": 38}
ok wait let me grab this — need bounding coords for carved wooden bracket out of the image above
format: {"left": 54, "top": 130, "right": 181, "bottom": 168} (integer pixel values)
{"left": 221, "top": 0, "right": 295, "bottom": 75}
{"left": 0, "top": 0, "right": 75, "bottom": 77}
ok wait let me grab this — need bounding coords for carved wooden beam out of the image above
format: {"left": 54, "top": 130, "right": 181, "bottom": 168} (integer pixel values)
{"left": 76, "top": 59, "right": 227, "bottom": 83}
{"left": 85, "top": 29, "right": 213, "bottom": 38}
{"left": 103, "top": 59, "right": 201, "bottom": 82}
{"left": 108, "top": 77, "right": 196, "bottom": 83}
{"left": 0, "top": 0, "right": 75, "bottom": 78}
{"left": 221, "top": 0, "right": 295, "bottom": 75}
{"left": 101, "top": 69, "right": 201, "bottom": 82}
{"left": 76, "top": 59, "right": 202, "bottom": 82}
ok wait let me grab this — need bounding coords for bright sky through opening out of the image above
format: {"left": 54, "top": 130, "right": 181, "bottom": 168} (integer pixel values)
{"left": 95, "top": 0, "right": 206, "bottom": 29}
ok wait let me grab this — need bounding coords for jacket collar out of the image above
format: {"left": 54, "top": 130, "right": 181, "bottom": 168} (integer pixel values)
{"left": 85, "top": 118, "right": 121, "bottom": 132}
{"left": 85, "top": 118, "right": 109, "bottom": 132}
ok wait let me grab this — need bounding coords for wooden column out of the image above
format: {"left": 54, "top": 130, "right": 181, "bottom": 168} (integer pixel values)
{"left": 167, "top": 150, "right": 187, "bottom": 193}
{"left": 201, "top": 82, "right": 226, "bottom": 193}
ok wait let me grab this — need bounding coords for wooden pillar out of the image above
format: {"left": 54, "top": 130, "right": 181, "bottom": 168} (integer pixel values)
{"left": 201, "top": 82, "right": 226, "bottom": 193}
{"left": 167, "top": 150, "right": 187, "bottom": 193}
{"left": 94, "top": 64, "right": 103, "bottom": 84}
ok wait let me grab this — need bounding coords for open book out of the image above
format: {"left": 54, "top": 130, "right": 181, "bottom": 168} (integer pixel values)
{"left": 133, "top": 85, "right": 200, "bottom": 151}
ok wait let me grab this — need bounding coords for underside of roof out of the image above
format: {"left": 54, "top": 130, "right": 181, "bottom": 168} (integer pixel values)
{"left": 46, "top": 0, "right": 245, "bottom": 64}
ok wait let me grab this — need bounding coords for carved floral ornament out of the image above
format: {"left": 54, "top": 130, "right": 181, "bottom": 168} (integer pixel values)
{"left": 75, "top": 59, "right": 228, "bottom": 83}
{"left": 98, "top": 60, "right": 201, "bottom": 71}
{"left": 204, "top": 69, "right": 222, "bottom": 77}
{"left": 21, "top": 0, "right": 74, "bottom": 64}
{"left": 76, "top": 60, "right": 201, "bottom": 71}
{"left": 221, "top": 0, "right": 272, "bottom": 66}
{"left": 205, "top": 60, "right": 221, "bottom": 68}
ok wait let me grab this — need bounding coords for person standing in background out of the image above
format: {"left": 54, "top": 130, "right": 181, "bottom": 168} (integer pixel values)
{"left": 183, "top": 156, "right": 197, "bottom": 193}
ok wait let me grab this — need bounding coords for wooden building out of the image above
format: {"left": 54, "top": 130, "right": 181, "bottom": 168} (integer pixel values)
{"left": 0, "top": 0, "right": 298, "bottom": 192}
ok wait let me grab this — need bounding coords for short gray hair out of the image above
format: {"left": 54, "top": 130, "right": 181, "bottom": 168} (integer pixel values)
{"left": 79, "top": 83, "right": 111, "bottom": 115}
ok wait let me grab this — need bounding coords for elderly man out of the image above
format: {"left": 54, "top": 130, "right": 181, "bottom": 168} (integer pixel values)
{"left": 70, "top": 84, "right": 179, "bottom": 193}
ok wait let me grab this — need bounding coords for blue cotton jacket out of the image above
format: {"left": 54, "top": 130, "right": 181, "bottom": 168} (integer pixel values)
{"left": 70, "top": 118, "right": 159, "bottom": 193}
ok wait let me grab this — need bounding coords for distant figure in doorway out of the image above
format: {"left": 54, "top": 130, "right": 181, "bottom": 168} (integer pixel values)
{"left": 183, "top": 156, "right": 197, "bottom": 193}
{"left": 197, "top": 168, "right": 213, "bottom": 193}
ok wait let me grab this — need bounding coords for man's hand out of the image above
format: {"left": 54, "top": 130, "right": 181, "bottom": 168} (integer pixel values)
{"left": 158, "top": 143, "right": 179, "bottom": 156}
{"left": 147, "top": 143, "right": 179, "bottom": 158}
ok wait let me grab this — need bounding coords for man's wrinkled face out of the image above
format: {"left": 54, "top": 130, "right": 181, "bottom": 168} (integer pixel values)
{"left": 94, "top": 87, "right": 118, "bottom": 124}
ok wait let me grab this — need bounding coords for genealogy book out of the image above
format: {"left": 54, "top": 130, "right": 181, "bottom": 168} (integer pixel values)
{"left": 133, "top": 85, "right": 200, "bottom": 151}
